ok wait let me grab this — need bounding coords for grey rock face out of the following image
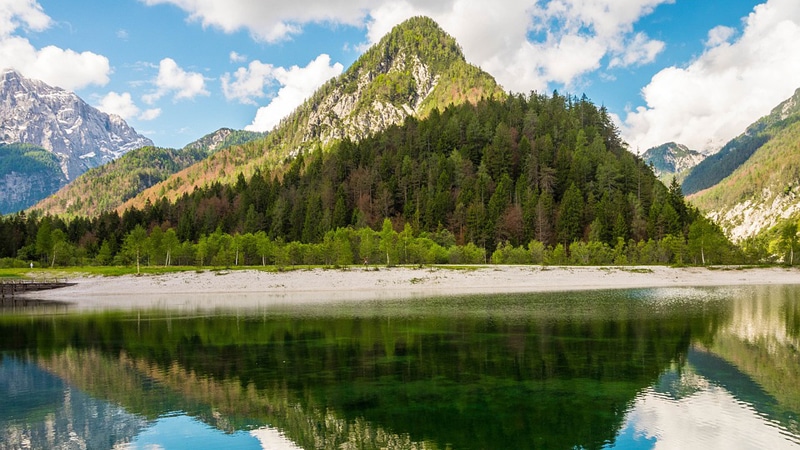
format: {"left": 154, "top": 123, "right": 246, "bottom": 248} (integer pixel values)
{"left": 0, "top": 69, "right": 153, "bottom": 181}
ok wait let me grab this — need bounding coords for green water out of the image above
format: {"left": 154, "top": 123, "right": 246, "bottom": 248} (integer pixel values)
{"left": 0, "top": 285, "right": 799, "bottom": 449}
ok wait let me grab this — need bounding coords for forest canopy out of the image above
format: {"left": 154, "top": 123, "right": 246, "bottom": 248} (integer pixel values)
{"left": 0, "top": 92, "right": 738, "bottom": 268}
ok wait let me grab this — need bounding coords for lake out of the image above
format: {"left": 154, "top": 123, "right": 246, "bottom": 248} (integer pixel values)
{"left": 0, "top": 284, "right": 798, "bottom": 449}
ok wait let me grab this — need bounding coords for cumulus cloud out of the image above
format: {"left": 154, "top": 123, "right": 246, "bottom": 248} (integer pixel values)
{"left": 221, "top": 60, "right": 275, "bottom": 104}
{"left": 139, "top": 108, "right": 162, "bottom": 121}
{"left": 622, "top": 0, "right": 800, "bottom": 152}
{"left": 141, "top": 0, "right": 371, "bottom": 43}
{"left": 0, "top": 1, "right": 110, "bottom": 90}
{"left": 97, "top": 91, "right": 161, "bottom": 121}
{"left": 706, "top": 25, "right": 735, "bottom": 48}
{"left": 609, "top": 32, "right": 665, "bottom": 69}
{"left": 0, "top": 0, "right": 50, "bottom": 36}
{"left": 229, "top": 51, "right": 247, "bottom": 63}
{"left": 97, "top": 91, "right": 140, "bottom": 119}
{"left": 143, "top": 57, "right": 209, "bottom": 104}
{"left": 144, "top": 0, "right": 671, "bottom": 93}
{"left": 246, "top": 54, "right": 343, "bottom": 132}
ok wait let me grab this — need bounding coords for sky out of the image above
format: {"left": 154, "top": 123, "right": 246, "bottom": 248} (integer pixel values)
{"left": 2, "top": 0, "right": 800, "bottom": 153}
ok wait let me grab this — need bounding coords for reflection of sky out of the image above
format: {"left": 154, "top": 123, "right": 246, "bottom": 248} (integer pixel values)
{"left": 118, "top": 414, "right": 303, "bottom": 450}
{"left": 607, "top": 378, "right": 800, "bottom": 450}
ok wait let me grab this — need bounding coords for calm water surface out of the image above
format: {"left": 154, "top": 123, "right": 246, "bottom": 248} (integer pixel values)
{"left": 0, "top": 284, "right": 799, "bottom": 449}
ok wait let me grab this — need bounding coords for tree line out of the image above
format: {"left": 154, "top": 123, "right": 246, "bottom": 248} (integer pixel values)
{"left": 0, "top": 91, "right": 740, "bottom": 268}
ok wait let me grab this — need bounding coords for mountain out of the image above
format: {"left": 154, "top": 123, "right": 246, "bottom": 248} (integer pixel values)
{"left": 183, "top": 128, "right": 265, "bottom": 154}
{"left": 0, "top": 69, "right": 153, "bottom": 214}
{"left": 682, "top": 88, "right": 800, "bottom": 196}
{"left": 0, "top": 143, "right": 67, "bottom": 214}
{"left": 119, "top": 16, "right": 505, "bottom": 211}
{"left": 31, "top": 128, "right": 265, "bottom": 217}
{"left": 102, "top": 92, "right": 724, "bottom": 265}
{"left": 642, "top": 142, "right": 705, "bottom": 184}
{"left": 688, "top": 88, "right": 800, "bottom": 241}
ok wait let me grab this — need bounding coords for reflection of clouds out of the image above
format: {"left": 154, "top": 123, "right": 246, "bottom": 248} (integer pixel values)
{"left": 250, "top": 427, "right": 303, "bottom": 450}
{"left": 616, "top": 384, "right": 799, "bottom": 449}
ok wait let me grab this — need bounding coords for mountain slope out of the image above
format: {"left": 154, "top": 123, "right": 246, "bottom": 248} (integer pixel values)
{"left": 156, "top": 92, "right": 728, "bottom": 264}
{"left": 119, "top": 16, "right": 505, "bottom": 211}
{"left": 642, "top": 142, "right": 705, "bottom": 184}
{"left": 689, "top": 119, "right": 800, "bottom": 241}
{"left": 689, "top": 89, "right": 800, "bottom": 241}
{"left": 683, "top": 88, "right": 800, "bottom": 195}
{"left": 0, "top": 69, "right": 153, "bottom": 214}
{"left": 0, "top": 143, "right": 67, "bottom": 214}
{"left": 0, "top": 69, "right": 153, "bottom": 180}
{"left": 31, "top": 128, "right": 265, "bottom": 217}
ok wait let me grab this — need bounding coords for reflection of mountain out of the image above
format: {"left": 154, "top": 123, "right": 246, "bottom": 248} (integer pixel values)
{"left": 611, "top": 285, "right": 800, "bottom": 449}
{"left": 701, "top": 285, "right": 800, "bottom": 431}
{"left": 0, "top": 357, "right": 147, "bottom": 449}
{"left": 0, "top": 291, "right": 720, "bottom": 450}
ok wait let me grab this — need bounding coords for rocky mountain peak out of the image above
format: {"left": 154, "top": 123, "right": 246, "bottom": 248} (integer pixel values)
{"left": 642, "top": 142, "right": 705, "bottom": 182}
{"left": 0, "top": 69, "right": 153, "bottom": 181}
{"left": 289, "top": 16, "right": 503, "bottom": 149}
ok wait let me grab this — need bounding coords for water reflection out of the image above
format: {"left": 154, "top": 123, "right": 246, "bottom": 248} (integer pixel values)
{"left": 0, "top": 285, "right": 798, "bottom": 449}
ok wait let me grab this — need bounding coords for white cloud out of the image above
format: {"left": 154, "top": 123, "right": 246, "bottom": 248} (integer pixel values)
{"left": 97, "top": 91, "right": 162, "bottom": 121}
{"left": 143, "top": 57, "right": 209, "bottom": 104}
{"left": 246, "top": 54, "right": 343, "bottom": 132}
{"left": 706, "top": 25, "right": 735, "bottom": 48}
{"left": 221, "top": 60, "right": 275, "bottom": 104}
{"left": 144, "top": 0, "right": 670, "bottom": 93}
{"left": 0, "top": 1, "right": 110, "bottom": 90}
{"left": 622, "top": 0, "right": 800, "bottom": 152}
{"left": 609, "top": 32, "right": 665, "bottom": 68}
{"left": 139, "top": 108, "right": 162, "bottom": 121}
{"left": 0, "top": 0, "right": 50, "bottom": 37}
{"left": 97, "top": 91, "right": 139, "bottom": 119}
{"left": 141, "top": 0, "right": 371, "bottom": 43}
{"left": 229, "top": 51, "right": 247, "bottom": 63}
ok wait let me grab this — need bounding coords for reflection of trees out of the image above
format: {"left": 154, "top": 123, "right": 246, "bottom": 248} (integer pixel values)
{"left": 703, "top": 285, "right": 800, "bottom": 432}
{"left": 0, "top": 291, "right": 726, "bottom": 450}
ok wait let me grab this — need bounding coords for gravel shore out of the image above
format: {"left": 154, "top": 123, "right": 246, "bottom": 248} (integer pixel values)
{"left": 19, "top": 265, "right": 800, "bottom": 311}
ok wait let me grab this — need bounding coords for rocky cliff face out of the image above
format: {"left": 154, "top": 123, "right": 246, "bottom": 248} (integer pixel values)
{"left": 0, "top": 69, "right": 153, "bottom": 181}
{"left": 284, "top": 16, "right": 504, "bottom": 151}
{"left": 1, "top": 169, "right": 65, "bottom": 214}
{"left": 305, "top": 52, "right": 438, "bottom": 145}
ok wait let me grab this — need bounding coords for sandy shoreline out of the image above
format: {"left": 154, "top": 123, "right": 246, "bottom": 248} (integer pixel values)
{"left": 16, "top": 265, "right": 800, "bottom": 311}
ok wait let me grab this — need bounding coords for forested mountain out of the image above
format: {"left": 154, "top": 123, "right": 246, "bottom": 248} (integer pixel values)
{"left": 686, "top": 88, "right": 800, "bottom": 246}
{"left": 0, "top": 92, "right": 734, "bottom": 268}
{"left": 689, "top": 114, "right": 800, "bottom": 242}
{"left": 683, "top": 88, "right": 800, "bottom": 195}
{"left": 0, "top": 69, "right": 153, "bottom": 212}
{"left": 642, "top": 142, "right": 705, "bottom": 185}
{"left": 118, "top": 16, "right": 505, "bottom": 211}
{"left": 183, "top": 128, "right": 265, "bottom": 154}
{"left": 31, "top": 128, "right": 265, "bottom": 217}
{"left": 0, "top": 17, "right": 735, "bottom": 269}
{"left": 0, "top": 143, "right": 67, "bottom": 214}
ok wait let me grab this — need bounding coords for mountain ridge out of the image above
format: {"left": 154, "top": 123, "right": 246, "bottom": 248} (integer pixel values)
{"left": 0, "top": 69, "right": 153, "bottom": 180}
{"left": 642, "top": 142, "right": 705, "bottom": 184}
{"left": 683, "top": 87, "right": 800, "bottom": 196}
{"left": 31, "top": 128, "right": 266, "bottom": 217}
{"left": 688, "top": 88, "right": 800, "bottom": 242}
{"left": 116, "top": 16, "right": 505, "bottom": 212}
{"left": 0, "top": 69, "right": 153, "bottom": 214}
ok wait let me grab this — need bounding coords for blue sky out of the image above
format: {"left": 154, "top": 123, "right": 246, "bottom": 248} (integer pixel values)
{"left": 3, "top": 0, "right": 800, "bottom": 153}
